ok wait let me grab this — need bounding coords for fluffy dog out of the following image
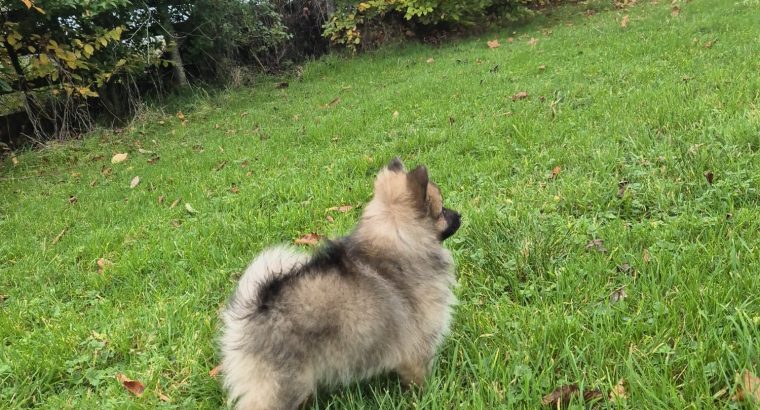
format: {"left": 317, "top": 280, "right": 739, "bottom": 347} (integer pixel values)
{"left": 220, "top": 158, "right": 461, "bottom": 409}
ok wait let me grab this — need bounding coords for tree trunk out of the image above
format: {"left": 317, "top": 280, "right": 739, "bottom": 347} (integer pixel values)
{"left": 160, "top": 7, "right": 189, "bottom": 87}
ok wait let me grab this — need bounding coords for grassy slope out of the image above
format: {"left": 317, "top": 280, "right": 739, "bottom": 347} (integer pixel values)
{"left": 2, "top": 0, "right": 760, "bottom": 408}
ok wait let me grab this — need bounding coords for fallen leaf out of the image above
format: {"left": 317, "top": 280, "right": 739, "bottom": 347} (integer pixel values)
{"left": 733, "top": 369, "right": 760, "bottom": 402}
{"left": 11, "top": 156, "right": 19, "bottom": 166}
{"left": 0, "top": 294, "right": 7, "bottom": 303}
{"left": 274, "top": 82, "right": 289, "bottom": 89}
{"left": 541, "top": 384, "right": 603, "bottom": 406}
{"left": 325, "top": 97, "right": 341, "bottom": 108}
{"left": 326, "top": 205, "right": 353, "bottom": 213}
{"left": 295, "top": 232, "right": 321, "bottom": 246}
{"left": 609, "top": 379, "right": 628, "bottom": 402}
{"left": 621, "top": 15, "right": 629, "bottom": 28}
{"left": 157, "top": 391, "right": 171, "bottom": 402}
{"left": 184, "top": 203, "right": 198, "bottom": 214}
{"left": 326, "top": 215, "right": 335, "bottom": 223}
{"left": 426, "top": 57, "right": 435, "bottom": 63}
{"left": 704, "top": 170, "right": 714, "bottom": 184}
{"left": 512, "top": 91, "right": 529, "bottom": 101}
{"left": 230, "top": 185, "right": 239, "bottom": 194}
{"left": 487, "top": 39, "right": 500, "bottom": 48}
{"left": 170, "top": 219, "right": 182, "bottom": 228}
{"left": 177, "top": 111, "right": 186, "bottom": 123}
{"left": 116, "top": 373, "right": 145, "bottom": 397}
{"left": 68, "top": 195, "right": 78, "bottom": 205}
{"left": 111, "top": 153, "right": 128, "bottom": 164}
{"left": 617, "top": 180, "right": 629, "bottom": 198}
{"left": 158, "top": 195, "right": 165, "bottom": 204}
{"left": 528, "top": 37, "right": 539, "bottom": 47}
{"left": 214, "top": 161, "right": 227, "bottom": 171}
{"left": 130, "top": 176, "right": 140, "bottom": 189}
{"left": 240, "top": 160, "right": 249, "bottom": 168}
{"left": 507, "top": 37, "right": 514, "bottom": 43}
{"left": 147, "top": 156, "right": 160, "bottom": 164}
{"left": 643, "top": 249, "right": 651, "bottom": 263}
{"left": 704, "top": 39, "right": 716, "bottom": 48}
{"left": 671, "top": 5, "right": 680, "bottom": 16}
{"left": 51, "top": 228, "right": 67, "bottom": 245}
{"left": 169, "top": 198, "right": 181, "bottom": 209}
{"left": 585, "top": 239, "right": 607, "bottom": 253}
{"left": 617, "top": 262, "right": 633, "bottom": 274}
{"left": 96, "top": 258, "right": 111, "bottom": 274}
{"left": 550, "top": 165, "right": 562, "bottom": 178}
{"left": 392, "top": 111, "right": 399, "bottom": 119}
{"left": 240, "top": 111, "right": 248, "bottom": 117}
{"left": 209, "top": 365, "right": 222, "bottom": 378}
{"left": 101, "top": 166, "right": 112, "bottom": 176}
{"left": 610, "top": 287, "right": 627, "bottom": 304}
{"left": 137, "top": 148, "right": 153, "bottom": 154}
{"left": 538, "top": 64, "right": 546, "bottom": 71}
{"left": 89, "top": 179, "right": 98, "bottom": 187}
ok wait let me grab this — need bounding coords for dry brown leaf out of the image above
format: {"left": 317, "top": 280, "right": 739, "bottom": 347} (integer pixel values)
{"left": 295, "top": 232, "right": 321, "bottom": 246}
{"left": 617, "top": 262, "right": 634, "bottom": 275}
{"left": 137, "top": 148, "right": 153, "bottom": 154}
{"left": 528, "top": 37, "right": 539, "bottom": 47}
{"left": 585, "top": 239, "right": 607, "bottom": 253}
{"left": 214, "top": 161, "right": 227, "bottom": 171}
{"left": 550, "top": 165, "right": 562, "bottom": 178}
{"left": 704, "top": 170, "right": 714, "bottom": 184}
{"left": 147, "top": 156, "right": 160, "bottom": 165}
{"left": 96, "top": 258, "right": 111, "bottom": 274}
{"left": 240, "top": 160, "right": 249, "bottom": 168}
{"left": 487, "top": 39, "right": 500, "bottom": 48}
{"left": 617, "top": 180, "right": 629, "bottom": 198}
{"left": 609, "top": 379, "right": 628, "bottom": 402}
{"left": 324, "top": 97, "right": 341, "bottom": 108}
{"left": 610, "top": 287, "right": 627, "bottom": 304}
{"left": 157, "top": 391, "right": 171, "bottom": 402}
{"left": 512, "top": 91, "right": 529, "bottom": 101}
{"left": 177, "top": 111, "right": 186, "bottom": 122}
{"left": 101, "top": 166, "right": 112, "bottom": 176}
{"left": 111, "top": 153, "right": 128, "bottom": 164}
{"left": 507, "top": 37, "right": 514, "bottom": 43}
{"left": 116, "top": 373, "right": 145, "bottom": 397}
{"left": 158, "top": 195, "right": 165, "bottom": 204}
{"left": 621, "top": 15, "right": 629, "bottom": 28}
{"left": 130, "top": 176, "right": 140, "bottom": 189}
{"left": 68, "top": 195, "right": 78, "bottom": 205}
{"left": 326, "top": 215, "right": 335, "bottom": 223}
{"left": 733, "top": 369, "right": 760, "bottom": 402}
{"left": 426, "top": 57, "right": 434, "bottom": 63}
{"left": 671, "top": 5, "right": 680, "bottom": 16}
{"left": 541, "top": 384, "right": 603, "bottom": 406}
{"left": 0, "top": 294, "right": 7, "bottom": 303}
{"left": 51, "top": 228, "right": 67, "bottom": 245}
{"left": 11, "top": 156, "right": 19, "bottom": 165}
{"left": 326, "top": 205, "right": 353, "bottom": 213}
{"left": 704, "top": 39, "right": 715, "bottom": 48}
{"left": 169, "top": 198, "right": 181, "bottom": 209}
{"left": 643, "top": 249, "right": 651, "bottom": 263}
{"left": 209, "top": 365, "right": 222, "bottom": 378}
{"left": 230, "top": 185, "right": 239, "bottom": 194}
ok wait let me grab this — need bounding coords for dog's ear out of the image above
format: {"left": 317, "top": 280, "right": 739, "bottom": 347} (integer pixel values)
{"left": 387, "top": 157, "right": 405, "bottom": 172}
{"left": 406, "top": 165, "right": 429, "bottom": 211}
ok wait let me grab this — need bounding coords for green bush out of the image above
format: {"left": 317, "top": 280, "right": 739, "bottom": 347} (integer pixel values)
{"left": 323, "top": 0, "right": 534, "bottom": 50}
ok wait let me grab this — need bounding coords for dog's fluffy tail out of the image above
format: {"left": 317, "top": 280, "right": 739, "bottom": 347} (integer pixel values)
{"left": 220, "top": 246, "right": 308, "bottom": 409}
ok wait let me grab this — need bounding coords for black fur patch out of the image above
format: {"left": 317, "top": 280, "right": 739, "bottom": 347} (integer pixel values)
{"left": 255, "top": 240, "right": 352, "bottom": 313}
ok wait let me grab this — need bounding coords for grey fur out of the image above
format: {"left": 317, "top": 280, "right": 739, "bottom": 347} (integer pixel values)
{"left": 220, "top": 159, "right": 461, "bottom": 410}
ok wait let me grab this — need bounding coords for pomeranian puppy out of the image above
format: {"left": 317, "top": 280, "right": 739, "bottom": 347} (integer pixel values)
{"left": 220, "top": 158, "right": 461, "bottom": 409}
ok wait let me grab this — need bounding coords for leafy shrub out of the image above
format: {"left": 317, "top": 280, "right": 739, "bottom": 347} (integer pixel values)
{"left": 323, "top": 0, "right": 534, "bottom": 50}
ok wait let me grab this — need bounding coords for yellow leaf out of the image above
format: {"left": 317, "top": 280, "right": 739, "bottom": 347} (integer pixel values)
{"left": 357, "top": 2, "right": 370, "bottom": 11}
{"left": 33, "top": 5, "right": 45, "bottom": 14}
{"left": 83, "top": 44, "right": 94, "bottom": 57}
{"left": 99, "top": 38, "right": 108, "bottom": 47}
{"left": 27, "top": 45, "right": 36, "bottom": 53}
{"left": 22, "top": 0, "right": 33, "bottom": 8}
{"left": 115, "top": 59, "right": 126, "bottom": 67}
{"left": 74, "top": 39, "right": 83, "bottom": 47}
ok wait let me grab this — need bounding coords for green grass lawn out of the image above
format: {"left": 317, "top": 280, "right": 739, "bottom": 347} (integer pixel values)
{"left": 2, "top": 0, "right": 760, "bottom": 408}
